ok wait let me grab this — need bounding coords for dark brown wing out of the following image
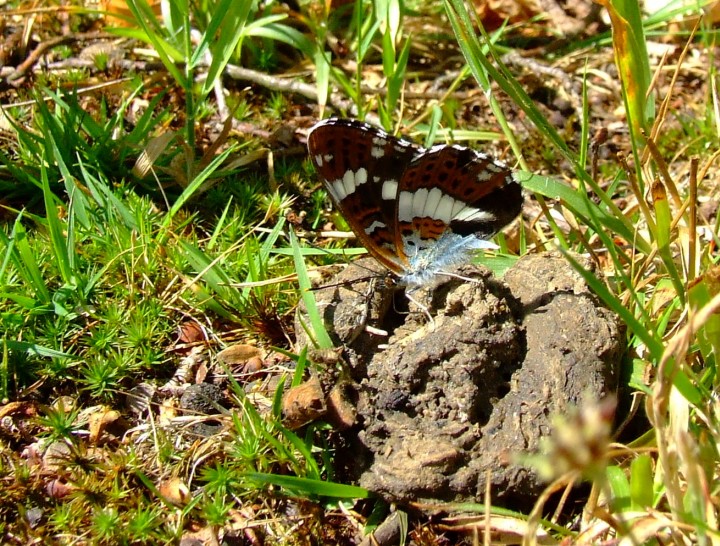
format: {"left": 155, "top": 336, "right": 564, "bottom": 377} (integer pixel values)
{"left": 307, "top": 118, "right": 420, "bottom": 274}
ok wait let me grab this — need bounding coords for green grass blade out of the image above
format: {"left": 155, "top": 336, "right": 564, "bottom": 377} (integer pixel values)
{"left": 651, "top": 181, "right": 685, "bottom": 304}
{"left": 41, "top": 160, "right": 73, "bottom": 285}
{"left": 245, "top": 472, "right": 371, "bottom": 499}
{"left": 385, "top": 37, "right": 411, "bottom": 115}
{"left": 198, "top": 0, "right": 254, "bottom": 98}
{"left": 276, "top": 423, "right": 321, "bottom": 479}
{"left": 0, "top": 340, "right": 7, "bottom": 402}
{"left": 121, "top": 0, "right": 187, "bottom": 82}
{"left": 78, "top": 159, "right": 137, "bottom": 230}
{"left": 290, "top": 229, "right": 333, "bottom": 349}
{"left": 2, "top": 216, "right": 50, "bottom": 304}
{"left": 443, "top": 0, "right": 528, "bottom": 167}
{"left": 240, "top": 218, "right": 286, "bottom": 303}
{"left": 249, "top": 22, "right": 315, "bottom": 58}
{"left": 161, "top": 145, "right": 236, "bottom": 230}
{"left": 517, "top": 172, "right": 647, "bottom": 253}
{"left": 579, "top": 66, "right": 591, "bottom": 170}
{"left": 606, "top": 465, "right": 632, "bottom": 511}
{"left": 178, "top": 240, "right": 235, "bottom": 302}
{"left": 689, "top": 277, "right": 720, "bottom": 365}
{"left": 291, "top": 347, "right": 309, "bottom": 388}
{"left": 5, "top": 340, "right": 75, "bottom": 359}
{"left": 314, "top": 46, "right": 331, "bottom": 112}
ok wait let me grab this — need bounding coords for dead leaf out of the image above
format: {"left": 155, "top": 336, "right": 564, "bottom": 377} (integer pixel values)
{"left": 179, "top": 526, "right": 218, "bottom": 546}
{"left": 326, "top": 382, "right": 357, "bottom": 430}
{"left": 217, "top": 344, "right": 262, "bottom": 365}
{"left": 46, "top": 479, "right": 74, "bottom": 499}
{"left": 177, "top": 320, "right": 205, "bottom": 344}
{"left": 88, "top": 408, "right": 122, "bottom": 444}
{"left": 158, "top": 477, "right": 190, "bottom": 506}
{"left": 282, "top": 376, "right": 326, "bottom": 429}
{"left": 195, "top": 361, "right": 209, "bottom": 384}
{"left": 244, "top": 356, "right": 264, "bottom": 375}
{"left": 42, "top": 441, "right": 73, "bottom": 473}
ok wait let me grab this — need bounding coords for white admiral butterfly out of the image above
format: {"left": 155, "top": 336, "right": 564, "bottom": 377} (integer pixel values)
{"left": 307, "top": 118, "right": 523, "bottom": 287}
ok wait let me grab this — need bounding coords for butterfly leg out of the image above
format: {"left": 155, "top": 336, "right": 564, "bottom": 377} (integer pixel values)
{"left": 404, "top": 287, "right": 435, "bottom": 325}
{"left": 353, "top": 276, "right": 392, "bottom": 341}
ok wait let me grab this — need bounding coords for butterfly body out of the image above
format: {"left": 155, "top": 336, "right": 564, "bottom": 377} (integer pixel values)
{"left": 307, "top": 118, "right": 523, "bottom": 287}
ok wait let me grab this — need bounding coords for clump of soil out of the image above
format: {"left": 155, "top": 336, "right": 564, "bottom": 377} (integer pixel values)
{"left": 298, "top": 252, "right": 624, "bottom": 504}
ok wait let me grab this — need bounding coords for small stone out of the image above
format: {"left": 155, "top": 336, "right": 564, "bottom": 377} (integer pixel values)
{"left": 179, "top": 384, "right": 227, "bottom": 437}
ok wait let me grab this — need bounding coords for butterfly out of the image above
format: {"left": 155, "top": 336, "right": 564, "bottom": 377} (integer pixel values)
{"left": 307, "top": 118, "right": 523, "bottom": 287}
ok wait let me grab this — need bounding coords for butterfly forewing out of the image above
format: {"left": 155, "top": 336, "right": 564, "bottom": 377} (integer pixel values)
{"left": 308, "top": 119, "right": 420, "bottom": 273}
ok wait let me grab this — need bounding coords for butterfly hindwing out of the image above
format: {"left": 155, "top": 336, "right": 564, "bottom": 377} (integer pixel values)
{"left": 396, "top": 145, "right": 522, "bottom": 248}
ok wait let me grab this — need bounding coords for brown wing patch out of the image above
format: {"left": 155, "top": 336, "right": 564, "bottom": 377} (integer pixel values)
{"left": 399, "top": 218, "right": 447, "bottom": 241}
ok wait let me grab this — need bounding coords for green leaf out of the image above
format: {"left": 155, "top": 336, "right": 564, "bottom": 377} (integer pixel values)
{"left": 6, "top": 215, "right": 51, "bottom": 304}
{"left": 606, "top": 465, "right": 632, "bottom": 511}
{"left": 630, "top": 454, "right": 654, "bottom": 509}
{"left": 249, "top": 23, "right": 315, "bottom": 57}
{"left": 595, "top": 0, "right": 653, "bottom": 142}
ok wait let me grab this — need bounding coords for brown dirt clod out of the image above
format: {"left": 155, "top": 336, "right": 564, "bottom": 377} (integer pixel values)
{"left": 304, "top": 252, "right": 624, "bottom": 505}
